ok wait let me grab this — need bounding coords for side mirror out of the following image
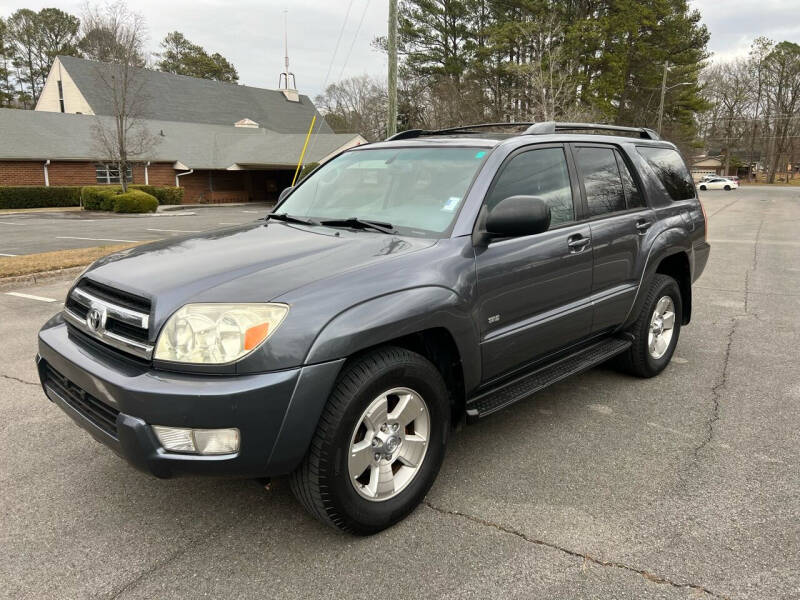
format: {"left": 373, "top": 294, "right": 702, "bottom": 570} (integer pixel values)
{"left": 278, "top": 186, "right": 294, "bottom": 203}
{"left": 486, "top": 195, "right": 551, "bottom": 237}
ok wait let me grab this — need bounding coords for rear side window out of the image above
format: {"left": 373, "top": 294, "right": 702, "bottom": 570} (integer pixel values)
{"left": 615, "top": 150, "right": 645, "bottom": 209}
{"left": 637, "top": 146, "right": 695, "bottom": 200}
{"left": 574, "top": 147, "right": 626, "bottom": 216}
{"left": 486, "top": 147, "right": 574, "bottom": 227}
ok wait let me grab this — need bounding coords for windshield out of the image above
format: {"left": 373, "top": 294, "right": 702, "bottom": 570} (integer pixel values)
{"left": 277, "top": 146, "right": 489, "bottom": 236}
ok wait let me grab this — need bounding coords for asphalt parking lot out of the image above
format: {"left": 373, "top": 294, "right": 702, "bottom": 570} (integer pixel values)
{"left": 0, "top": 203, "right": 274, "bottom": 256}
{"left": 1, "top": 186, "right": 798, "bottom": 599}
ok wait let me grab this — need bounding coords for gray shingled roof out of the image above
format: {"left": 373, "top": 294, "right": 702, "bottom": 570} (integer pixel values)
{"left": 57, "top": 55, "right": 334, "bottom": 134}
{"left": 0, "top": 108, "right": 361, "bottom": 169}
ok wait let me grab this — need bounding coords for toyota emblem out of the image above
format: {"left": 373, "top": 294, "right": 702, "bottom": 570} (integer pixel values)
{"left": 86, "top": 305, "right": 106, "bottom": 333}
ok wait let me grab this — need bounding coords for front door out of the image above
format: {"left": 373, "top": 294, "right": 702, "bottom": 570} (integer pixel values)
{"left": 475, "top": 145, "right": 594, "bottom": 381}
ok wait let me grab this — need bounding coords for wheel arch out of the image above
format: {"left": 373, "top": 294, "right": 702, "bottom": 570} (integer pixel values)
{"left": 624, "top": 228, "right": 693, "bottom": 329}
{"left": 655, "top": 251, "right": 691, "bottom": 324}
{"left": 304, "top": 286, "right": 480, "bottom": 415}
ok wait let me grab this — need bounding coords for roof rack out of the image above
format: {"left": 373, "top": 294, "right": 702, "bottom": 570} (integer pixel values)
{"left": 386, "top": 122, "right": 535, "bottom": 141}
{"left": 524, "top": 121, "right": 660, "bottom": 140}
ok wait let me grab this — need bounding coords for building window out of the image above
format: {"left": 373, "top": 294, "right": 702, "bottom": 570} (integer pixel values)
{"left": 57, "top": 80, "right": 65, "bottom": 113}
{"left": 95, "top": 163, "right": 132, "bottom": 184}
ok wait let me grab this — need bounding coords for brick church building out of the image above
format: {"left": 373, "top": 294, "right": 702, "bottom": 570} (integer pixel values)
{"left": 0, "top": 56, "right": 364, "bottom": 203}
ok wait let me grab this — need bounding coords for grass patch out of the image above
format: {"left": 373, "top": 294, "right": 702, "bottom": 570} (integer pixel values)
{"left": 0, "top": 243, "right": 139, "bottom": 278}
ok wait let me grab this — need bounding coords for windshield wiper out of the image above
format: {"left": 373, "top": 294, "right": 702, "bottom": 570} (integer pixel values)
{"left": 319, "top": 217, "right": 396, "bottom": 234}
{"left": 266, "top": 212, "right": 318, "bottom": 226}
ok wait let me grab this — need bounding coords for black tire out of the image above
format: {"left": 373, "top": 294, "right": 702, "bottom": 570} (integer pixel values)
{"left": 724, "top": 185, "right": 731, "bottom": 191}
{"left": 699, "top": 184, "right": 707, "bottom": 190}
{"left": 617, "top": 274, "right": 682, "bottom": 378}
{"left": 290, "top": 346, "right": 450, "bottom": 535}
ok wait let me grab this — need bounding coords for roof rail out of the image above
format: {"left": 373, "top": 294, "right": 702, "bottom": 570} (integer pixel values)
{"left": 386, "top": 122, "right": 536, "bottom": 141}
{"left": 524, "top": 121, "right": 660, "bottom": 140}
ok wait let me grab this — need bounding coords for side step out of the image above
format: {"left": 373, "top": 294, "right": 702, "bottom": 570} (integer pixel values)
{"left": 465, "top": 337, "right": 631, "bottom": 422}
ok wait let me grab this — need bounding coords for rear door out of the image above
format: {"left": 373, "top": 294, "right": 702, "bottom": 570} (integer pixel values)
{"left": 475, "top": 144, "right": 594, "bottom": 381}
{"left": 570, "top": 144, "right": 654, "bottom": 332}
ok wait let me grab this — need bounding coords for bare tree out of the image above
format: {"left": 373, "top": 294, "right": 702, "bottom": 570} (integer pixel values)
{"left": 82, "top": 1, "right": 156, "bottom": 192}
{"left": 316, "top": 75, "right": 388, "bottom": 142}
{"left": 703, "top": 60, "right": 752, "bottom": 175}
{"left": 763, "top": 42, "right": 800, "bottom": 183}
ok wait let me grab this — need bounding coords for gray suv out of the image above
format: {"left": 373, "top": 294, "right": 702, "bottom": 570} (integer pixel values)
{"left": 36, "top": 122, "right": 710, "bottom": 534}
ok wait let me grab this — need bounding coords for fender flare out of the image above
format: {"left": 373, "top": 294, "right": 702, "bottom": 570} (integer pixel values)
{"left": 622, "top": 227, "right": 692, "bottom": 329}
{"left": 304, "top": 286, "right": 481, "bottom": 391}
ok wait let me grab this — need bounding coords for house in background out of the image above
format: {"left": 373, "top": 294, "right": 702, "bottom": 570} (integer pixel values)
{"left": 0, "top": 56, "right": 365, "bottom": 203}
{"left": 689, "top": 156, "right": 723, "bottom": 181}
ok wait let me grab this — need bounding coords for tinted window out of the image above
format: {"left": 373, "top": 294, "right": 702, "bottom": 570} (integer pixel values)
{"left": 637, "top": 146, "right": 695, "bottom": 200}
{"left": 487, "top": 147, "right": 574, "bottom": 227}
{"left": 615, "top": 150, "right": 645, "bottom": 208}
{"left": 574, "top": 147, "right": 626, "bottom": 216}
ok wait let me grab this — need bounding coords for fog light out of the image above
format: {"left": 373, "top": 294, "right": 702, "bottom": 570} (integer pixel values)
{"left": 152, "top": 426, "right": 240, "bottom": 455}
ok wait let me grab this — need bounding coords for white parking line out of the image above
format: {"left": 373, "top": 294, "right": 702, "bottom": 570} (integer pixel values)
{"left": 218, "top": 222, "right": 240, "bottom": 225}
{"left": 145, "top": 228, "right": 202, "bottom": 233}
{"left": 0, "top": 221, "right": 24, "bottom": 225}
{"left": 57, "top": 236, "right": 141, "bottom": 243}
{"left": 240, "top": 210, "right": 259, "bottom": 213}
{"left": 5, "top": 292, "right": 58, "bottom": 302}
{"left": 0, "top": 253, "right": 17, "bottom": 256}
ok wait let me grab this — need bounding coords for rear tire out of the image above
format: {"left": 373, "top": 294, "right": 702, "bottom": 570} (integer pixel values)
{"left": 290, "top": 346, "right": 450, "bottom": 535}
{"left": 617, "top": 274, "right": 682, "bottom": 378}
{"left": 724, "top": 185, "right": 731, "bottom": 191}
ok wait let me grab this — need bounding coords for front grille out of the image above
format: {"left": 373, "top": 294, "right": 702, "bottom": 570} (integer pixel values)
{"left": 64, "top": 279, "right": 154, "bottom": 360}
{"left": 43, "top": 363, "right": 119, "bottom": 438}
{"left": 78, "top": 279, "right": 151, "bottom": 314}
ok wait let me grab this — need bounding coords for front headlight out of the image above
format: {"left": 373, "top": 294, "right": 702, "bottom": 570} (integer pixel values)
{"left": 154, "top": 303, "right": 288, "bottom": 364}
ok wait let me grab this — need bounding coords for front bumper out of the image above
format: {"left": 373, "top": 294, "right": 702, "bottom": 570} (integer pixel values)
{"left": 37, "top": 315, "right": 344, "bottom": 478}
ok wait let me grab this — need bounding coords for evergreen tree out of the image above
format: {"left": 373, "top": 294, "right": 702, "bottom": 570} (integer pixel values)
{"left": 156, "top": 31, "right": 238, "bottom": 83}
{"left": 0, "top": 18, "right": 15, "bottom": 107}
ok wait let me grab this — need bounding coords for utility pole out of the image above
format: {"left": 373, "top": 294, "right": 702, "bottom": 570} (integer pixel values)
{"left": 656, "top": 61, "right": 669, "bottom": 135}
{"left": 387, "top": 0, "right": 398, "bottom": 138}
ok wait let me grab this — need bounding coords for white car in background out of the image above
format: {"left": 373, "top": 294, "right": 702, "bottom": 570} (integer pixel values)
{"left": 698, "top": 177, "right": 738, "bottom": 191}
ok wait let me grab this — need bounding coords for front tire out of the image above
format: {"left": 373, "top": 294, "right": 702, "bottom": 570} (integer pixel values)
{"left": 290, "top": 346, "right": 450, "bottom": 535}
{"left": 618, "top": 274, "right": 682, "bottom": 378}
{"left": 699, "top": 184, "right": 707, "bottom": 190}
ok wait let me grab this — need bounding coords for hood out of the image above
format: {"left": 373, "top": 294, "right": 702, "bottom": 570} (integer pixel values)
{"left": 83, "top": 221, "right": 436, "bottom": 320}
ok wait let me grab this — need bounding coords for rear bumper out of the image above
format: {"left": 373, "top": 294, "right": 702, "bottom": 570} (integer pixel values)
{"left": 37, "top": 315, "right": 344, "bottom": 478}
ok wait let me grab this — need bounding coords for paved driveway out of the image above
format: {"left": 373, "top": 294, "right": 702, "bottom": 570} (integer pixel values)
{"left": 0, "top": 186, "right": 798, "bottom": 599}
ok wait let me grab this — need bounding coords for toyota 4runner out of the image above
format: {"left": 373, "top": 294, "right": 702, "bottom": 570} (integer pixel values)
{"left": 37, "top": 121, "right": 710, "bottom": 534}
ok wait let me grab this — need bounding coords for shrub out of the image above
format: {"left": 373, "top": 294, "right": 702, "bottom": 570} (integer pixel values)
{"left": 81, "top": 184, "right": 183, "bottom": 207}
{"left": 112, "top": 190, "right": 158, "bottom": 213}
{"left": 131, "top": 185, "right": 184, "bottom": 205}
{"left": 81, "top": 186, "right": 120, "bottom": 211}
{"left": 0, "top": 186, "right": 81, "bottom": 209}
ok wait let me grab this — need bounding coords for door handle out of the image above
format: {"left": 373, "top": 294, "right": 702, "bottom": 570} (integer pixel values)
{"left": 567, "top": 235, "right": 591, "bottom": 252}
{"left": 635, "top": 219, "right": 652, "bottom": 234}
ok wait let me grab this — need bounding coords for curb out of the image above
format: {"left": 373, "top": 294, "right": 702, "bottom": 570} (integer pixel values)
{"left": 0, "top": 265, "right": 84, "bottom": 292}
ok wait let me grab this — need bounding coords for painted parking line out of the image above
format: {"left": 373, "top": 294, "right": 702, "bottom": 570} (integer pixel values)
{"left": 57, "top": 236, "right": 141, "bottom": 243}
{"left": 0, "top": 253, "right": 17, "bottom": 256}
{"left": 0, "top": 221, "right": 25, "bottom": 225}
{"left": 145, "top": 228, "right": 202, "bottom": 233}
{"left": 5, "top": 292, "right": 58, "bottom": 303}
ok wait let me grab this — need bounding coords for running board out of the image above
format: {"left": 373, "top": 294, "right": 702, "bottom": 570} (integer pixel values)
{"left": 465, "top": 337, "right": 631, "bottom": 422}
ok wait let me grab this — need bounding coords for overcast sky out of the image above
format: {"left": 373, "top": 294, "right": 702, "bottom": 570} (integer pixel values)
{"left": 1, "top": 0, "right": 798, "bottom": 99}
